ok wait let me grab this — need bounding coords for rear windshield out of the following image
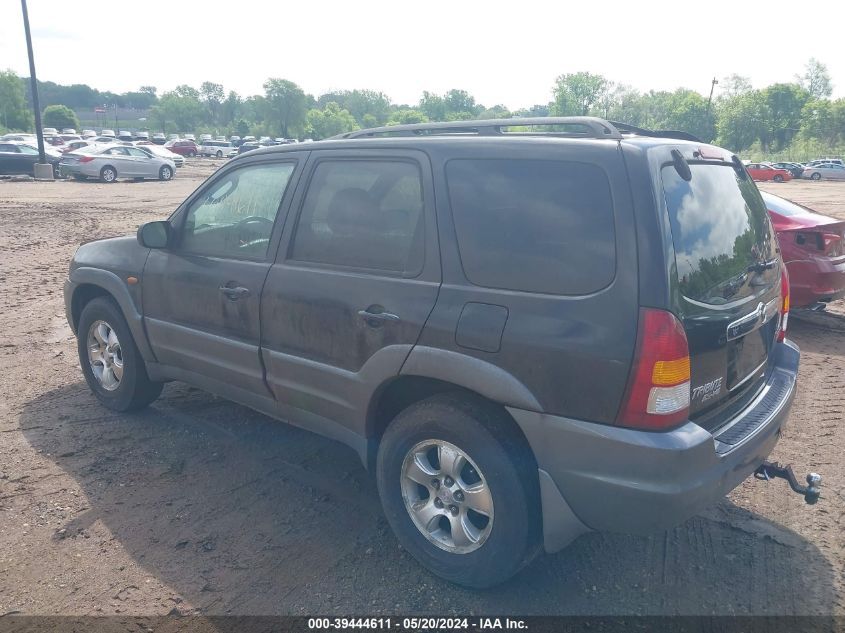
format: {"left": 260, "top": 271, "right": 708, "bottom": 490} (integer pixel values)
{"left": 662, "top": 163, "right": 778, "bottom": 305}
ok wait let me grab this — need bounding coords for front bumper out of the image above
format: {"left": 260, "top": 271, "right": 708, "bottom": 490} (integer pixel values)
{"left": 509, "top": 340, "right": 799, "bottom": 550}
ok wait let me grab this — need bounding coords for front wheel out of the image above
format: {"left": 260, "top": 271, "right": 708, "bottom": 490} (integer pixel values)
{"left": 216, "top": 150, "right": 223, "bottom": 158}
{"left": 159, "top": 165, "right": 173, "bottom": 181}
{"left": 811, "top": 172, "right": 822, "bottom": 180}
{"left": 77, "top": 297, "right": 163, "bottom": 411}
{"left": 188, "top": 151, "right": 196, "bottom": 157}
{"left": 773, "top": 174, "right": 784, "bottom": 183}
{"left": 377, "top": 394, "right": 541, "bottom": 588}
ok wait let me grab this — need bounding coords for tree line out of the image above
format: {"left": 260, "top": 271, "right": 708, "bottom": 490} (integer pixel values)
{"left": 1, "top": 59, "right": 841, "bottom": 159}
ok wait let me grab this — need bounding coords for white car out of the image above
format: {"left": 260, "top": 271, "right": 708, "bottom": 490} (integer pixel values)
{"left": 81, "top": 129, "right": 97, "bottom": 138}
{"left": 140, "top": 143, "right": 185, "bottom": 167}
{"left": 60, "top": 144, "right": 176, "bottom": 182}
{"left": 803, "top": 163, "right": 845, "bottom": 181}
{"left": 198, "top": 139, "right": 235, "bottom": 158}
{"left": 100, "top": 129, "right": 116, "bottom": 138}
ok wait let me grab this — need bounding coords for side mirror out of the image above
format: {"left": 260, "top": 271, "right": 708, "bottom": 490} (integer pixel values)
{"left": 137, "top": 221, "right": 173, "bottom": 249}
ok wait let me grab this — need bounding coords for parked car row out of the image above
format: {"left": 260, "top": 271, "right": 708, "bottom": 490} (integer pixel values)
{"left": 744, "top": 158, "right": 845, "bottom": 182}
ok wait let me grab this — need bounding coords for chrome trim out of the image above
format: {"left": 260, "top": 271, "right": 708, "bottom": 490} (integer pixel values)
{"left": 729, "top": 358, "right": 768, "bottom": 393}
{"left": 726, "top": 298, "right": 779, "bottom": 342}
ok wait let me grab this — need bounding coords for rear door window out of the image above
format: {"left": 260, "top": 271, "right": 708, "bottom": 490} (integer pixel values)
{"left": 662, "top": 163, "right": 778, "bottom": 304}
{"left": 289, "top": 159, "right": 425, "bottom": 274}
{"left": 446, "top": 159, "right": 616, "bottom": 295}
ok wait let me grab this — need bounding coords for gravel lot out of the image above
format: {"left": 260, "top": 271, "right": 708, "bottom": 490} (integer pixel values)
{"left": 0, "top": 165, "right": 843, "bottom": 616}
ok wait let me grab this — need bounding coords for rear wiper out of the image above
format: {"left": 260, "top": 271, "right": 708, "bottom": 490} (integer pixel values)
{"left": 748, "top": 259, "right": 778, "bottom": 273}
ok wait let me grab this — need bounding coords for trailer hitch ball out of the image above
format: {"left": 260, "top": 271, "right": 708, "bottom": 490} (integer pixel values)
{"left": 754, "top": 462, "right": 822, "bottom": 505}
{"left": 805, "top": 473, "right": 822, "bottom": 505}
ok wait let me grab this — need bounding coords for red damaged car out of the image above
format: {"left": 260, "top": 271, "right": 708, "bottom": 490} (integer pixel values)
{"left": 763, "top": 191, "right": 845, "bottom": 307}
{"left": 747, "top": 163, "right": 792, "bottom": 182}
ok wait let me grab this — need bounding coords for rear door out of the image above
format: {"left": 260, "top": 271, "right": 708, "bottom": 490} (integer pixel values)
{"left": 259, "top": 149, "right": 440, "bottom": 435}
{"left": 661, "top": 156, "right": 782, "bottom": 429}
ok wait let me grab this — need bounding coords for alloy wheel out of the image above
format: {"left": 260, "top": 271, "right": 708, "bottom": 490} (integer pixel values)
{"left": 400, "top": 439, "right": 494, "bottom": 554}
{"left": 86, "top": 320, "right": 123, "bottom": 391}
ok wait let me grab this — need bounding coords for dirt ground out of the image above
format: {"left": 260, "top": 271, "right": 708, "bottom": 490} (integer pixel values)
{"left": 0, "top": 165, "right": 843, "bottom": 616}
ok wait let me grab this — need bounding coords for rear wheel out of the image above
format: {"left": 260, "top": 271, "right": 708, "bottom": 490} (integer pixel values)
{"left": 773, "top": 174, "right": 784, "bottom": 183}
{"left": 377, "top": 394, "right": 541, "bottom": 588}
{"left": 77, "top": 297, "right": 163, "bottom": 411}
{"left": 811, "top": 172, "right": 822, "bottom": 180}
{"left": 159, "top": 165, "right": 173, "bottom": 181}
{"left": 216, "top": 150, "right": 223, "bottom": 158}
{"left": 99, "top": 165, "right": 117, "bottom": 183}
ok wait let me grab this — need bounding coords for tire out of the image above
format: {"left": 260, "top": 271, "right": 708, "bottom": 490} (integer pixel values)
{"left": 159, "top": 165, "right": 173, "bottom": 181}
{"left": 377, "top": 393, "right": 541, "bottom": 588}
{"left": 216, "top": 150, "right": 223, "bottom": 158}
{"left": 811, "top": 172, "right": 822, "bottom": 180}
{"left": 773, "top": 174, "right": 784, "bottom": 183}
{"left": 77, "top": 297, "right": 163, "bottom": 412}
{"left": 188, "top": 151, "right": 196, "bottom": 157}
{"left": 100, "top": 165, "right": 117, "bottom": 183}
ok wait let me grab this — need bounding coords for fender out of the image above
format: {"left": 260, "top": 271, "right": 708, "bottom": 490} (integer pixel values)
{"left": 400, "top": 346, "right": 542, "bottom": 412}
{"left": 68, "top": 266, "right": 156, "bottom": 362}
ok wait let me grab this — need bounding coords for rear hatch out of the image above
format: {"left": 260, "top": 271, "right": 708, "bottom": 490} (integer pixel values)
{"left": 661, "top": 158, "right": 781, "bottom": 431}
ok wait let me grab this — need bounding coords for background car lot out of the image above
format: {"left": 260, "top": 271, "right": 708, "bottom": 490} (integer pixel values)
{"left": 0, "top": 172, "right": 842, "bottom": 615}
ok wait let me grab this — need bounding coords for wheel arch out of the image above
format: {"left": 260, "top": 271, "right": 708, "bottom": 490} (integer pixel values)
{"left": 68, "top": 268, "right": 156, "bottom": 362}
{"left": 365, "top": 351, "right": 541, "bottom": 473}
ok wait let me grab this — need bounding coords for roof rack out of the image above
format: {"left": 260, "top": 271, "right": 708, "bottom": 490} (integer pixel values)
{"left": 608, "top": 121, "right": 703, "bottom": 143}
{"left": 333, "top": 116, "right": 624, "bottom": 140}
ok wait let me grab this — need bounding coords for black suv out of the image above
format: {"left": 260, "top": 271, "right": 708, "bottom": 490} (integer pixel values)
{"left": 64, "top": 117, "right": 799, "bottom": 587}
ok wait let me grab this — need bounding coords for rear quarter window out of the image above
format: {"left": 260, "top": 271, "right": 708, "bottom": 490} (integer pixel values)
{"left": 446, "top": 159, "right": 616, "bottom": 295}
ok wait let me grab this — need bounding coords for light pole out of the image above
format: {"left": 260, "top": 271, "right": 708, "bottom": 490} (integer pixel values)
{"left": 20, "top": 0, "right": 53, "bottom": 179}
{"left": 707, "top": 77, "right": 719, "bottom": 109}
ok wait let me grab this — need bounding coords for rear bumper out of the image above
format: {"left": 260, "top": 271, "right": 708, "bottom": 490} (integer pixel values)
{"left": 787, "top": 256, "right": 845, "bottom": 307}
{"left": 509, "top": 340, "right": 799, "bottom": 551}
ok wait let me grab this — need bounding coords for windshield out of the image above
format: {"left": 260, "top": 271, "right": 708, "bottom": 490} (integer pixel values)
{"left": 662, "top": 163, "right": 779, "bottom": 305}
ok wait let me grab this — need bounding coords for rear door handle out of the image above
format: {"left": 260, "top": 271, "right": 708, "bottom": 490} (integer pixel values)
{"left": 219, "top": 285, "right": 250, "bottom": 300}
{"left": 357, "top": 308, "right": 400, "bottom": 325}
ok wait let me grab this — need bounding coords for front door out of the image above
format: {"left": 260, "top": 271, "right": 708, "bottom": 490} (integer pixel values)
{"left": 260, "top": 149, "right": 441, "bottom": 435}
{"left": 142, "top": 156, "right": 302, "bottom": 396}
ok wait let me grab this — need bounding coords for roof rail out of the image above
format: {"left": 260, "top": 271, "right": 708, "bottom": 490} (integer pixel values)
{"left": 607, "top": 121, "right": 703, "bottom": 143}
{"left": 333, "top": 117, "right": 624, "bottom": 140}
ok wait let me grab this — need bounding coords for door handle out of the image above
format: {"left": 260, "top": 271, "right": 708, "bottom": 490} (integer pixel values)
{"left": 357, "top": 308, "right": 400, "bottom": 325}
{"left": 219, "top": 285, "right": 250, "bottom": 300}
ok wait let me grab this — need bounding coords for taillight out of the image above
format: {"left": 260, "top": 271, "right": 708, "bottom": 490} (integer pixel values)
{"left": 819, "top": 232, "right": 843, "bottom": 257}
{"left": 617, "top": 308, "right": 691, "bottom": 431}
{"left": 778, "top": 263, "right": 790, "bottom": 343}
{"left": 79, "top": 156, "right": 95, "bottom": 163}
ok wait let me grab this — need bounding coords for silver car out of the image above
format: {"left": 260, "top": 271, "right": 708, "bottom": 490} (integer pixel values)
{"left": 60, "top": 144, "right": 176, "bottom": 182}
{"left": 803, "top": 163, "right": 845, "bottom": 181}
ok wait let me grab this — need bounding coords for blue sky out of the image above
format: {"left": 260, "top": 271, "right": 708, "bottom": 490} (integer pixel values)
{"left": 2, "top": 0, "right": 842, "bottom": 107}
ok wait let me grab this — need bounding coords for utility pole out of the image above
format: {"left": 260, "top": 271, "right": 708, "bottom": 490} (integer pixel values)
{"left": 20, "top": 0, "right": 52, "bottom": 178}
{"left": 707, "top": 77, "right": 719, "bottom": 109}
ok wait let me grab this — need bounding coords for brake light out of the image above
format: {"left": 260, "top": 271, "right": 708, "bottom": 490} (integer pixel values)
{"left": 818, "top": 232, "right": 843, "bottom": 257}
{"left": 78, "top": 156, "right": 95, "bottom": 163}
{"left": 778, "top": 263, "right": 790, "bottom": 343}
{"left": 617, "top": 309, "right": 691, "bottom": 430}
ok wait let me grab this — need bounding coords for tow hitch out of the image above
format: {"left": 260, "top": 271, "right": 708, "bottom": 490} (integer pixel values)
{"left": 754, "top": 461, "right": 822, "bottom": 504}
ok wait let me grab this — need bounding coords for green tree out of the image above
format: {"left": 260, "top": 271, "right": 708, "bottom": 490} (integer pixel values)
{"left": 419, "top": 91, "right": 446, "bottom": 121}
{"left": 797, "top": 58, "right": 833, "bottom": 99}
{"left": 263, "top": 78, "right": 307, "bottom": 138}
{"left": 386, "top": 108, "right": 429, "bottom": 125}
{"left": 42, "top": 104, "right": 79, "bottom": 131}
{"left": 716, "top": 90, "right": 771, "bottom": 152}
{"left": 221, "top": 91, "right": 241, "bottom": 126}
{"left": 0, "top": 69, "right": 32, "bottom": 131}
{"left": 552, "top": 72, "right": 612, "bottom": 116}
{"left": 150, "top": 89, "right": 204, "bottom": 133}
{"left": 316, "top": 89, "right": 392, "bottom": 126}
{"left": 719, "top": 74, "right": 752, "bottom": 99}
{"left": 200, "top": 81, "right": 225, "bottom": 124}
{"left": 478, "top": 104, "right": 511, "bottom": 119}
{"left": 306, "top": 102, "right": 359, "bottom": 139}
{"left": 763, "top": 83, "right": 810, "bottom": 150}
